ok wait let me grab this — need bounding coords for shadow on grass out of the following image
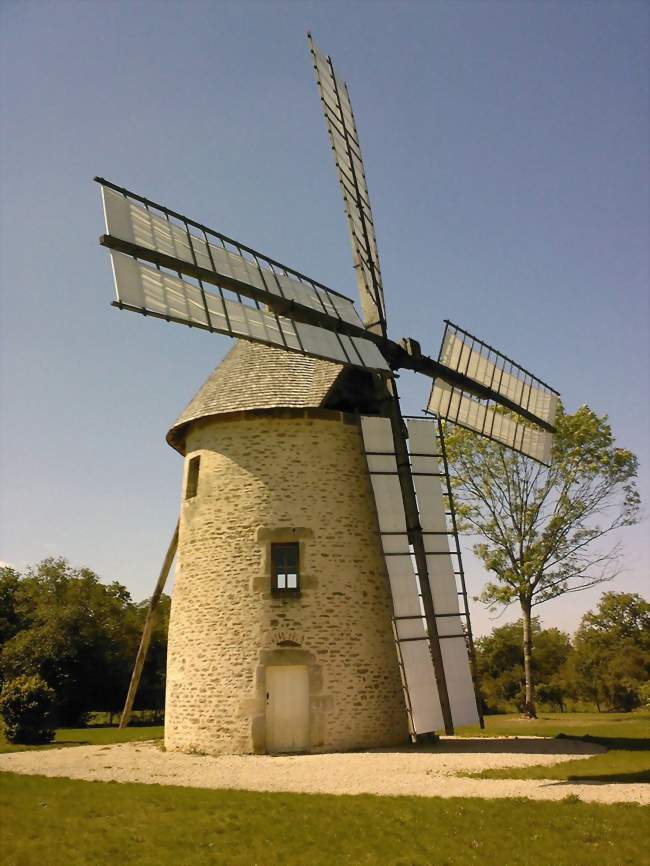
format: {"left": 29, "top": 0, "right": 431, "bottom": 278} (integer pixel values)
{"left": 558, "top": 733, "right": 650, "bottom": 752}
{"left": 546, "top": 769, "right": 650, "bottom": 785}
{"left": 383, "top": 737, "right": 603, "bottom": 756}
{"left": 571, "top": 769, "right": 650, "bottom": 784}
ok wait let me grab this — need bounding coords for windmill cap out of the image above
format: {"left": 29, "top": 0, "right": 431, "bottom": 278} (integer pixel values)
{"left": 166, "top": 341, "right": 344, "bottom": 454}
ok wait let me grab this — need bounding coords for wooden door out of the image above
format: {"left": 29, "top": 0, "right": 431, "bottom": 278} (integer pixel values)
{"left": 265, "top": 665, "right": 310, "bottom": 753}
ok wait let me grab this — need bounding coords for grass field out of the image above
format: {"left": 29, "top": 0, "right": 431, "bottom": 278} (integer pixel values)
{"left": 456, "top": 711, "right": 650, "bottom": 783}
{"left": 0, "top": 723, "right": 163, "bottom": 754}
{"left": 456, "top": 710, "right": 650, "bottom": 740}
{"left": 1, "top": 712, "right": 648, "bottom": 865}
{"left": 1, "top": 771, "right": 647, "bottom": 866}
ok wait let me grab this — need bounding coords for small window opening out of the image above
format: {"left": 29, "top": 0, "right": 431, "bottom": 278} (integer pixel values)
{"left": 271, "top": 542, "right": 300, "bottom": 594}
{"left": 185, "top": 455, "right": 200, "bottom": 500}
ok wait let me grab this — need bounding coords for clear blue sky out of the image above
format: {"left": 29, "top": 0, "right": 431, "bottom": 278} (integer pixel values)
{"left": 1, "top": 0, "right": 647, "bottom": 636}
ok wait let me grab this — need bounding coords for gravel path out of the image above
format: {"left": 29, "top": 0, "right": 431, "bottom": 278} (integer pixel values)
{"left": 0, "top": 738, "right": 646, "bottom": 805}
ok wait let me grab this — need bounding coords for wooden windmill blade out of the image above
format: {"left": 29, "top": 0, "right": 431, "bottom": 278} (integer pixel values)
{"left": 97, "top": 179, "right": 390, "bottom": 374}
{"left": 424, "top": 321, "right": 560, "bottom": 465}
{"left": 308, "top": 34, "right": 386, "bottom": 337}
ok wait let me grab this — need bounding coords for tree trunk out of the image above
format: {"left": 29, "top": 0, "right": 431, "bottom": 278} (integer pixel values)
{"left": 521, "top": 601, "right": 537, "bottom": 718}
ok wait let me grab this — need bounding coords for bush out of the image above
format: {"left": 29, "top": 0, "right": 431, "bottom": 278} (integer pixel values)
{"left": 0, "top": 674, "right": 56, "bottom": 744}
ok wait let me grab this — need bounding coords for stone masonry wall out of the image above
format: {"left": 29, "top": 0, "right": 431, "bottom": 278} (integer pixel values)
{"left": 164, "top": 410, "right": 409, "bottom": 755}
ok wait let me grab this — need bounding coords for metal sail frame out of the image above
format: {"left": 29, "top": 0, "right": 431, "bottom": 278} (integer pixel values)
{"left": 95, "top": 179, "right": 555, "bottom": 436}
{"left": 97, "top": 178, "right": 391, "bottom": 375}
{"left": 380, "top": 380, "right": 456, "bottom": 733}
{"left": 308, "top": 33, "right": 387, "bottom": 338}
{"left": 101, "top": 34, "right": 560, "bottom": 733}
{"left": 426, "top": 321, "right": 560, "bottom": 465}
{"left": 361, "top": 414, "right": 483, "bottom": 736}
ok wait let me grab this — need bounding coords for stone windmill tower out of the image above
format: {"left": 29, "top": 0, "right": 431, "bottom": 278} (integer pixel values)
{"left": 164, "top": 342, "right": 408, "bottom": 754}
{"left": 99, "top": 36, "right": 560, "bottom": 754}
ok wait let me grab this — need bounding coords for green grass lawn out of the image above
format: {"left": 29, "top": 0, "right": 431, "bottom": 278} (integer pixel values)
{"left": 455, "top": 710, "right": 650, "bottom": 783}
{"left": 1, "top": 712, "right": 648, "bottom": 864}
{"left": 1, "top": 772, "right": 647, "bottom": 866}
{"left": 0, "top": 723, "right": 163, "bottom": 754}
{"left": 456, "top": 710, "right": 650, "bottom": 740}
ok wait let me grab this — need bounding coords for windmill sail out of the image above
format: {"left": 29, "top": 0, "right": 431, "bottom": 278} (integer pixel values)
{"left": 407, "top": 418, "right": 480, "bottom": 727}
{"left": 109, "top": 251, "right": 389, "bottom": 370}
{"left": 98, "top": 180, "right": 390, "bottom": 373}
{"left": 427, "top": 322, "right": 559, "bottom": 464}
{"left": 101, "top": 182, "right": 361, "bottom": 324}
{"left": 360, "top": 416, "right": 480, "bottom": 733}
{"left": 309, "top": 35, "right": 386, "bottom": 337}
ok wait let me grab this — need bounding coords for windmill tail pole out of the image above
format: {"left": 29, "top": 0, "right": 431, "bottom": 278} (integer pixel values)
{"left": 118, "top": 521, "right": 179, "bottom": 729}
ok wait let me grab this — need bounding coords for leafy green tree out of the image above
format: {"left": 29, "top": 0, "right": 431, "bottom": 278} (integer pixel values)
{"left": 570, "top": 592, "right": 650, "bottom": 711}
{"left": 0, "top": 567, "right": 29, "bottom": 650}
{"left": 445, "top": 405, "right": 640, "bottom": 717}
{"left": 476, "top": 619, "right": 572, "bottom": 712}
{"left": 579, "top": 590, "right": 650, "bottom": 641}
{"left": 0, "top": 558, "right": 146, "bottom": 724}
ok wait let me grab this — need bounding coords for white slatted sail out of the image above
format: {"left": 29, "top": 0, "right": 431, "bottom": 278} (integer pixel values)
{"left": 361, "top": 415, "right": 480, "bottom": 733}
{"left": 428, "top": 381, "right": 553, "bottom": 464}
{"left": 426, "top": 322, "right": 558, "bottom": 464}
{"left": 101, "top": 185, "right": 364, "bottom": 328}
{"left": 407, "top": 419, "right": 480, "bottom": 728}
{"left": 399, "top": 641, "right": 444, "bottom": 733}
{"left": 309, "top": 36, "right": 386, "bottom": 335}
{"left": 439, "top": 330, "right": 558, "bottom": 426}
{"left": 109, "top": 251, "right": 389, "bottom": 372}
{"left": 360, "top": 416, "right": 445, "bottom": 734}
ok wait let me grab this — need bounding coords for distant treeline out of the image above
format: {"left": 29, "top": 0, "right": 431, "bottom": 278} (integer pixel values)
{"left": 475, "top": 592, "right": 650, "bottom": 714}
{"left": 1, "top": 559, "right": 648, "bottom": 726}
{"left": 0, "top": 558, "right": 168, "bottom": 726}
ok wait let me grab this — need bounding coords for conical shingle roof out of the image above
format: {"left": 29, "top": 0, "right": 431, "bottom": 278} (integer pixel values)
{"left": 167, "top": 341, "right": 345, "bottom": 453}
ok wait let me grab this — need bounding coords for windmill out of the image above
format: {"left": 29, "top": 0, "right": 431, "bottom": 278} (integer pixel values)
{"left": 98, "top": 35, "right": 559, "bottom": 752}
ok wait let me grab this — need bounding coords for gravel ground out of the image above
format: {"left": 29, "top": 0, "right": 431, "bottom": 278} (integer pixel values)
{"left": 0, "top": 737, "right": 646, "bottom": 805}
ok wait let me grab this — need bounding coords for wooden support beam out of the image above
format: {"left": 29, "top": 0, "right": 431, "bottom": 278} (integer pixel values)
{"left": 118, "top": 521, "right": 179, "bottom": 729}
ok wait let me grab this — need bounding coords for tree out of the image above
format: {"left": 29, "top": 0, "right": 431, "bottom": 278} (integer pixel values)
{"left": 0, "top": 558, "right": 140, "bottom": 724}
{"left": 0, "top": 566, "right": 33, "bottom": 651}
{"left": 0, "top": 558, "right": 171, "bottom": 725}
{"left": 476, "top": 619, "right": 572, "bottom": 712}
{"left": 445, "top": 404, "right": 640, "bottom": 717}
{"left": 570, "top": 592, "right": 650, "bottom": 711}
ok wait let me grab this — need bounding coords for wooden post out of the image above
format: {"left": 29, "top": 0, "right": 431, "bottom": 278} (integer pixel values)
{"left": 119, "top": 521, "right": 179, "bottom": 729}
